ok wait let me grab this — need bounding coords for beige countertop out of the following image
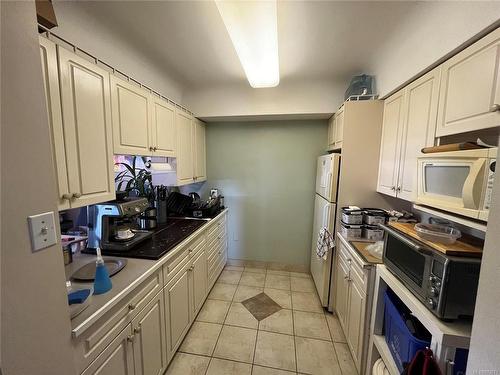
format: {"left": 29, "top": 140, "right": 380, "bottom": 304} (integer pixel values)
{"left": 337, "top": 232, "right": 383, "bottom": 266}
{"left": 66, "top": 208, "right": 228, "bottom": 338}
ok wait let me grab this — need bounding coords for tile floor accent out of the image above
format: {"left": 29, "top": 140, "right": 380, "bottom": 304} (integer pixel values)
{"left": 242, "top": 292, "right": 282, "bottom": 321}
{"left": 168, "top": 264, "right": 357, "bottom": 375}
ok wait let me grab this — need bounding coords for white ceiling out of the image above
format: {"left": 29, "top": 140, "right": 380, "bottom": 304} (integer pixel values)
{"left": 63, "top": 1, "right": 418, "bottom": 91}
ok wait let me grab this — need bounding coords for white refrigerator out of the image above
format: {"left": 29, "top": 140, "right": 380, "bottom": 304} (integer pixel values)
{"left": 310, "top": 153, "right": 341, "bottom": 307}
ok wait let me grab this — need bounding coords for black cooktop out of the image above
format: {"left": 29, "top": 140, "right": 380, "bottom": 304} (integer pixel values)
{"left": 83, "top": 218, "right": 208, "bottom": 260}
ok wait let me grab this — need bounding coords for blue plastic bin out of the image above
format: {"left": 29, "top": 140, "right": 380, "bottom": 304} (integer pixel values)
{"left": 384, "top": 290, "right": 431, "bottom": 372}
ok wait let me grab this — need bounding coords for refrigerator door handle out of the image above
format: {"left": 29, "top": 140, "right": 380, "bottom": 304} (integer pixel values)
{"left": 323, "top": 204, "right": 330, "bottom": 229}
{"left": 326, "top": 172, "right": 332, "bottom": 199}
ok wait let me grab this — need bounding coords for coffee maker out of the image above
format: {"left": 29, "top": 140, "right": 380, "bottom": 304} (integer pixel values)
{"left": 87, "top": 197, "right": 153, "bottom": 250}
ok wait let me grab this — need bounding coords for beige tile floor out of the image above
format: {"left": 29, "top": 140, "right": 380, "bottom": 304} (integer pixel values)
{"left": 166, "top": 264, "right": 358, "bottom": 375}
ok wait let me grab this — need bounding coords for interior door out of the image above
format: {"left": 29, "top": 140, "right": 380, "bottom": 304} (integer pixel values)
{"left": 377, "top": 90, "right": 404, "bottom": 197}
{"left": 151, "top": 96, "right": 176, "bottom": 157}
{"left": 398, "top": 67, "right": 440, "bottom": 201}
{"left": 58, "top": 47, "right": 115, "bottom": 208}
{"left": 310, "top": 194, "right": 336, "bottom": 307}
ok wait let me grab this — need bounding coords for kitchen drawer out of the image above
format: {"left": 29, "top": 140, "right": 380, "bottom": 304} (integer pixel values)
{"left": 73, "top": 270, "right": 161, "bottom": 373}
{"left": 338, "top": 242, "right": 368, "bottom": 293}
{"left": 189, "top": 232, "right": 206, "bottom": 257}
{"left": 207, "top": 215, "right": 226, "bottom": 238}
{"left": 349, "top": 259, "right": 367, "bottom": 294}
{"left": 208, "top": 240, "right": 226, "bottom": 273}
{"left": 208, "top": 241, "right": 227, "bottom": 281}
{"left": 207, "top": 226, "right": 226, "bottom": 255}
{"left": 162, "top": 247, "right": 190, "bottom": 286}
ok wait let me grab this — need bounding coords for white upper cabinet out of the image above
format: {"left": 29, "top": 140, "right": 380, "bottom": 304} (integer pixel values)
{"left": 111, "top": 75, "right": 152, "bottom": 156}
{"left": 377, "top": 68, "right": 439, "bottom": 201}
{"left": 377, "top": 90, "right": 404, "bottom": 197}
{"left": 57, "top": 46, "right": 116, "bottom": 208}
{"left": 176, "top": 111, "right": 195, "bottom": 185}
{"left": 327, "top": 115, "right": 336, "bottom": 148}
{"left": 194, "top": 119, "right": 207, "bottom": 182}
{"left": 175, "top": 113, "right": 207, "bottom": 185}
{"left": 436, "top": 28, "right": 500, "bottom": 136}
{"left": 151, "top": 95, "right": 176, "bottom": 157}
{"left": 39, "top": 37, "right": 70, "bottom": 211}
{"left": 397, "top": 68, "right": 440, "bottom": 201}
{"left": 334, "top": 107, "right": 345, "bottom": 148}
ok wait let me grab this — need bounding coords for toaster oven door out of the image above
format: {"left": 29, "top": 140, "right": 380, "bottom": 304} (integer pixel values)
{"left": 382, "top": 225, "right": 432, "bottom": 301}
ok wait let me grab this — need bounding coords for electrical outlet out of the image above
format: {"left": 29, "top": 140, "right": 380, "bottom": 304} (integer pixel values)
{"left": 28, "top": 211, "right": 57, "bottom": 252}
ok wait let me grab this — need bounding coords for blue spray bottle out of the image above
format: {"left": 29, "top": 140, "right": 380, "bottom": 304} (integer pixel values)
{"left": 93, "top": 247, "right": 112, "bottom": 295}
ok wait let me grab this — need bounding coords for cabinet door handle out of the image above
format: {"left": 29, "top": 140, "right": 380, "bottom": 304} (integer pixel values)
{"left": 127, "top": 334, "right": 134, "bottom": 342}
{"left": 188, "top": 265, "right": 195, "bottom": 271}
{"left": 128, "top": 303, "right": 136, "bottom": 311}
{"left": 61, "top": 193, "right": 72, "bottom": 200}
{"left": 72, "top": 192, "right": 82, "bottom": 199}
{"left": 134, "top": 327, "right": 141, "bottom": 334}
{"left": 396, "top": 186, "right": 401, "bottom": 192}
{"left": 149, "top": 146, "right": 154, "bottom": 152}
{"left": 344, "top": 275, "right": 349, "bottom": 280}
{"left": 188, "top": 249, "right": 193, "bottom": 254}
{"left": 390, "top": 186, "right": 396, "bottom": 191}
{"left": 490, "top": 104, "right": 500, "bottom": 112}
{"left": 153, "top": 147, "right": 158, "bottom": 151}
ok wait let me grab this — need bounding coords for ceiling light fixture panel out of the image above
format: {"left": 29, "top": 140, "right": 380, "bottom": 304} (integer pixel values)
{"left": 215, "top": 0, "right": 280, "bottom": 88}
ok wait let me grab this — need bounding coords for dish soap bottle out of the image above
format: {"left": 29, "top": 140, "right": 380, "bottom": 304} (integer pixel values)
{"left": 93, "top": 247, "right": 112, "bottom": 295}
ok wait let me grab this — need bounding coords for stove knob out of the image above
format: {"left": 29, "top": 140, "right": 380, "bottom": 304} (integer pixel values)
{"left": 435, "top": 281, "right": 441, "bottom": 288}
{"left": 427, "top": 298, "right": 436, "bottom": 309}
{"left": 429, "top": 275, "right": 436, "bottom": 283}
{"left": 430, "top": 287, "right": 439, "bottom": 296}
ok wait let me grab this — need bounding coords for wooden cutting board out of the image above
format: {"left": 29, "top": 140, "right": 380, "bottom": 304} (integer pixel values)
{"left": 388, "top": 222, "right": 483, "bottom": 257}
{"left": 351, "top": 241, "right": 383, "bottom": 264}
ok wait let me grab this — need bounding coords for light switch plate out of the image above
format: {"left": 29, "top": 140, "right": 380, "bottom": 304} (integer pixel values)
{"left": 28, "top": 211, "right": 57, "bottom": 252}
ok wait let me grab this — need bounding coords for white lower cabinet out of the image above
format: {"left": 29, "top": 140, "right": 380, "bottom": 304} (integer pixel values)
{"left": 164, "top": 265, "right": 191, "bottom": 362}
{"left": 190, "top": 249, "right": 208, "bottom": 318}
{"left": 77, "top": 212, "right": 228, "bottom": 375}
{"left": 334, "top": 237, "right": 375, "bottom": 375}
{"left": 132, "top": 292, "right": 167, "bottom": 375}
{"left": 81, "top": 325, "right": 134, "bottom": 375}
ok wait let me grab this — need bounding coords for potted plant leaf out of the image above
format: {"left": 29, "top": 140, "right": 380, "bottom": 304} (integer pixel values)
{"left": 115, "top": 156, "right": 154, "bottom": 202}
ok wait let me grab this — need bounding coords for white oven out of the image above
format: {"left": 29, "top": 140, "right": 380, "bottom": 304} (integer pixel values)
{"left": 416, "top": 148, "right": 497, "bottom": 221}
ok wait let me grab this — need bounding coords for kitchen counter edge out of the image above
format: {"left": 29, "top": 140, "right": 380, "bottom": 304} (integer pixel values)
{"left": 71, "top": 208, "right": 228, "bottom": 338}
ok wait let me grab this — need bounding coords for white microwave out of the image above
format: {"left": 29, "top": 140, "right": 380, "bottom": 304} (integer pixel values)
{"left": 416, "top": 148, "right": 497, "bottom": 221}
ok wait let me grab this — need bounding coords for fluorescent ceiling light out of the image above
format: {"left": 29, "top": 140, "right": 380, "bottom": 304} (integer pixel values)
{"left": 215, "top": 0, "right": 279, "bottom": 88}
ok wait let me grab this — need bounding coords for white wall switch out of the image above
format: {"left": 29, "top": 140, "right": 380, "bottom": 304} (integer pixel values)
{"left": 28, "top": 211, "right": 57, "bottom": 252}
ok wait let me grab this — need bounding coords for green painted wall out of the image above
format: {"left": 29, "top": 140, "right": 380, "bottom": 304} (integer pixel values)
{"left": 205, "top": 120, "right": 328, "bottom": 267}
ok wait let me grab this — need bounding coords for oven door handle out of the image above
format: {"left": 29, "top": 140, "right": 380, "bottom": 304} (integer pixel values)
{"left": 380, "top": 224, "right": 429, "bottom": 254}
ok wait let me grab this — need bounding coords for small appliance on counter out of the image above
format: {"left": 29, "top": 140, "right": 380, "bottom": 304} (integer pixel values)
{"left": 86, "top": 197, "right": 153, "bottom": 251}
{"left": 381, "top": 223, "right": 481, "bottom": 320}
